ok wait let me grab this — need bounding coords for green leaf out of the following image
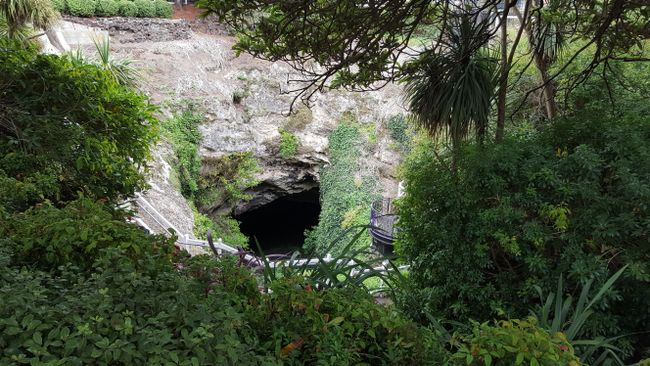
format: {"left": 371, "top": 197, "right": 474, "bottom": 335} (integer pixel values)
{"left": 33, "top": 331, "right": 43, "bottom": 346}
{"left": 515, "top": 352, "right": 524, "bottom": 365}
{"left": 329, "top": 316, "right": 345, "bottom": 326}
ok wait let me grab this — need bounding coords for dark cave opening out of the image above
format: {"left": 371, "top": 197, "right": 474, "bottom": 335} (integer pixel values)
{"left": 236, "top": 188, "right": 320, "bottom": 255}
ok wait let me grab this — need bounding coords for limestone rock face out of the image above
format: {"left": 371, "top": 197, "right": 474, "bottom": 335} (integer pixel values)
{"left": 83, "top": 19, "right": 407, "bottom": 223}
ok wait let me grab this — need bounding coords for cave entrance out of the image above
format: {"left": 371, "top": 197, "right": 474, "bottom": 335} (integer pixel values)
{"left": 236, "top": 188, "right": 320, "bottom": 255}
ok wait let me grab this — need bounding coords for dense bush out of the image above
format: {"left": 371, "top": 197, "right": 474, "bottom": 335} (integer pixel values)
{"left": 250, "top": 279, "right": 446, "bottom": 364}
{"left": 118, "top": 0, "right": 138, "bottom": 17}
{"left": 191, "top": 203, "right": 249, "bottom": 248}
{"left": 397, "top": 113, "right": 650, "bottom": 359}
{"left": 50, "top": 0, "right": 172, "bottom": 17}
{"left": 65, "top": 0, "right": 96, "bottom": 16}
{"left": 96, "top": 0, "right": 120, "bottom": 16}
{"left": 0, "top": 40, "right": 157, "bottom": 206}
{"left": 385, "top": 113, "right": 413, "bottom": 153}
{"left": 155, "top": 0, "right": 172, "bottom": 18}
{"left": 0, "top": 233, "right": 445, "bottom": 365}
{"left": 134, "top": 0, "right": 156, "bottom": 17}
{"left": 1, "top": 198, "right": 174, "bottom": 272}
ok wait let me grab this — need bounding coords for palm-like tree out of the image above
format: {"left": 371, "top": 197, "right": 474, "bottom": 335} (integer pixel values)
{"left": 403, "top": 13, "right": 498, "bottom": 148}
{"left": 0, "top": 0, "right": 59, "bottom": 39}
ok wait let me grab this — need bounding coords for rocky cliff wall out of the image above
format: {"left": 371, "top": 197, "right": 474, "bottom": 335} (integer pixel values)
{"left": 77, "top": 18, "right": 408, "bottom": 231}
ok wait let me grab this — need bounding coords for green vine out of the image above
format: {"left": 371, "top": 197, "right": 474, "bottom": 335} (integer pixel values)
{"left": 305, "top": 116, "right": 378, "bottom": 255}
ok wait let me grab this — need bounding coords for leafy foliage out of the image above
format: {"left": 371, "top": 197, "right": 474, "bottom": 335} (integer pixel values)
{"left": 385, "top": 114, "right": 413, "bottom": 153}
{"left": 278, "top": 128, "right": 298, "bottom": 159}
{"left": 50, "top": 0, "right": 66, "bottom": 12}
{"left": 196, "top": 152, "right": 261, "bottom": 208}
{"left": 118, "top": 0, "right": 138, "bottom": 17}
{"left": 0, "top": 40, "right": 157, "bottom": 206}
{"left": 1, "top": 198, "right": 174, "bottom": 272}
{"left": 65, "top": 0, "right": 95, "bottom": 16}
{"left": 191, "top": 203, "right": 248, "bottom": 248}
{"left": 1, "top": 0, "right": 59, "bottom": 38}
{"left": 163, "top": 108, "right": 203, "bottom": 198}
{"left": 154, "top": 0, "right": 171, "bottom": 18}
{"left": 96, "top": 0, "right": 119, "bottom": 16}
{"left": 403, "top": 13, "right": 497, "bottom": 145}
{"left": 250, "top": 278, "right": 445, "bottom": 365}
{"left": 451, "top": 317, "right": 582, "bottom": 366}
{"left": 397, "top": 112, "right": 650, "bottom": 360}
{"left": 533, "top": 266, "right": 631, "bottom": 365}
{"left": 50, "top": 0, "right": 170, "bottom": 18}
{"left": 133, "top": 0, "right": 155, "bottom": 17}
{"left": 0, "top": 226, "right": 444, "bottom": 365}
{"left": 92, "top": 36, "right": 141, "bottom": 87}
{"left": 305, "top": 117, "right": 378, "bottom": 255}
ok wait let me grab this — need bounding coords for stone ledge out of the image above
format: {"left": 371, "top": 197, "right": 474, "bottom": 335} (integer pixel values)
{"left": 64, "top": 16, "right": 192, "bottom": 43}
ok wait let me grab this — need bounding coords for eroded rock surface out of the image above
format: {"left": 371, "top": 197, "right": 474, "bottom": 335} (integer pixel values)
{"left": 76, "top": 18, "right": 407, "bottom": 227}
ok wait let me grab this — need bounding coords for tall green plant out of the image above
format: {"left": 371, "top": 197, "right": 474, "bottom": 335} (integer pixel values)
{"left": 257, "top": 225, "right": 405, "bottom": 298}
{"left": 533, "top": 266, "right": 631, "bottom": 365}
{"left": 403, "top": 13, "right": 497, "bottom": 147}
{"left": 0, "top": 0, "right": 59, "bottom": 39}
{"left": 93, "top": 36, "right": 141, "bottom": 87}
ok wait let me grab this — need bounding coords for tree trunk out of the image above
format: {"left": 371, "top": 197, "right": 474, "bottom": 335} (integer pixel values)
{"left": 512, "top": 6, "right": 558, "bottom": 120}
{"left": 45, "top": 29, "right": 68, "bottom": 53}
{"left": 496, "top": 0, "right": 510, "bottom": 142}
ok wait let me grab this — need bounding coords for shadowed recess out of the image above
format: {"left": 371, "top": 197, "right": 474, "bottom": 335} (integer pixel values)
{"left": 236, "top": 188, "right": 320, "bottom": 254}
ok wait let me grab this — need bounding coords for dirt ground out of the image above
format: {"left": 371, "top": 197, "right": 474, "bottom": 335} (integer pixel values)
{"left": 172, "top": 4, "right": 203, "bottom": 21}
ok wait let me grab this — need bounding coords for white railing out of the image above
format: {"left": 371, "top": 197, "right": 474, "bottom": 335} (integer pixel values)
{"left": 131, "top": 192, "right": 408, "bottom": 279}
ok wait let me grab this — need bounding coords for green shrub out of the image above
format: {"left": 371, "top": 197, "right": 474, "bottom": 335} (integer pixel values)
{"left": 50, "top": 0, "right": 67, "bottom": 12}
{"left": 134, "top": 0, "right": 156, "bottom": 17}
{"left": 95, "top": 0, "right": 119, "bottom": 16}
{"left": 249, "top": 279, "right": 446, "bottom": 364}
{"left": 0, "top": 40, "right": 157, "bottom": 205}
{"left": 2, "top": 198, "right": 174, "bottom": 272}
{"left": 65, "top": 0, "right": 96, "bottom": 16}
{"left": 451, "top": 318, "right": 582, "bottom": 366}
{"left": 118, "top": 0, "right": 138, "bottom": 17}
{"left": 397, "top": 113, "right": 650, "bottom": 359}
{"left": 191, "top": 203, "right": 249, "bottom": 248}
{"left": 0, "top": 246, "right": 269, "bottom": 365}
{"left": 278, "top": 128, "right": 299, "bottom": 158}
{"left": 386, "top": 114, "right": 412, "bottom": 152}
{"left": 154, "top": 0, "right": 172, "bottom": 18}
{"left": 0, "top": 237, "right": 445, "bottom": 365}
